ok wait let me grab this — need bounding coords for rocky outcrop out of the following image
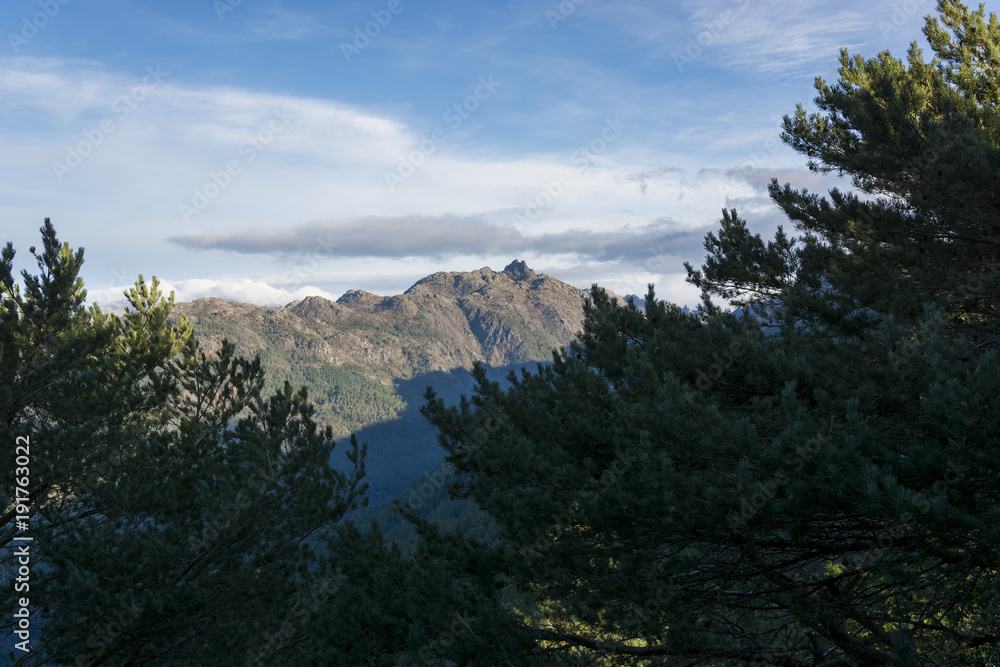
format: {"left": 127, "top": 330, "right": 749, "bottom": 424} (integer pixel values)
{"left": 172, "top": 260, "right": 593, "bottom": 386}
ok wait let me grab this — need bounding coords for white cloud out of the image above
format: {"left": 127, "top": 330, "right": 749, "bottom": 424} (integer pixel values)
{"left": 88, "top": 277, "right": 337, "bottom": 309}
{"left": 0, "top": 56, "right": 823, "bottom": 308}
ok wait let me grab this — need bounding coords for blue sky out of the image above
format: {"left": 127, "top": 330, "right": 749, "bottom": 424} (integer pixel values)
{"left": 0, "top": 0, "right": 968, "bottom": 307}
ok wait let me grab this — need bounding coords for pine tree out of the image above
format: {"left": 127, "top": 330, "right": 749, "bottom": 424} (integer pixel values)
{"left": 688, "top": 0, "right": 1000, "bottom": 348}
{"left": 1, "top": 221, "right": 369, "bottom": 664}
{"left": 417, "top": 2, "right": 1000, "bottom": 664}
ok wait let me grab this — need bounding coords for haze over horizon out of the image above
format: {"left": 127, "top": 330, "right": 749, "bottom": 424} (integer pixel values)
{"left": 0, "top": 0, "right": 957, "bottom": 308}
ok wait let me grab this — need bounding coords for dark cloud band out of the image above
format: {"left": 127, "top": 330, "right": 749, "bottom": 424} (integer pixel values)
{"left": 169, "top": 213, "right": 712, "bottom": 264}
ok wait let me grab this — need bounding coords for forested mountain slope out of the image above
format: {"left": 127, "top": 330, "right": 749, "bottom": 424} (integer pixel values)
{"left": 169, "top": 260, "right": 594, "bottom": 500}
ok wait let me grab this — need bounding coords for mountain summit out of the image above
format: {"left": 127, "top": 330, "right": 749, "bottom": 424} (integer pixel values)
{"left": 170, "top": 262, "right": 593, "bottom": 499}
{"left": 171, "top": 261, "right": 590, "bottom": 419}
{"left": 502, "top": 259, "right": 533, "bottom": 280}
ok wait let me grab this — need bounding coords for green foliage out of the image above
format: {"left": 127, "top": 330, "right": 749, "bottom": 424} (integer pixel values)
{"left": 427, "top": 291, "right": 997, "bottom": 664}
{"left": 271, "top": 361, "right": 406, "bottom": 430}
{"left": 350, "top": 462, "right": 502, "bottom": 555}
{"left": 275, "top": 517, "right": 535, "bottom": 666}
{"left": 1, "top": 221, "right": 369, "bottom": 664}
{"left": 184, "top": 317, "right": 408, "bottom": 434}
{"left": 5, "top": 4, "right": 1000, "bottom": 665}
{"left": 688, "top": 0, "right": 1000, "bottom": 347}
{"left": 416, "top": 3, "right": 1000, "bottom": 664}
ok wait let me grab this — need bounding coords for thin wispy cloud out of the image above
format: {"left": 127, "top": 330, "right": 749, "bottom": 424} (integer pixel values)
{"left": 243, "top": 9, "right": 335, "bottom": 41}
{"left": 156, "top": 5, "right": 336, "bottom": 45}
{"left": 683, "top": 0, "right": 871, "bottom": 75}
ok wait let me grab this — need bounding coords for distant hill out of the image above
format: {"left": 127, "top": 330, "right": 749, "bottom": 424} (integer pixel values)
{"left": 169, "top": 260, "right": 593, "bottom": 503}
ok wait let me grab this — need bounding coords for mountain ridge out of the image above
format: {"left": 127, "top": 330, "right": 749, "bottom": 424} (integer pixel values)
{"left": 172, "top": 260, "right": 592, "bottom": 374}
{"left": 168, "top": 260, "right": 599, "bottom": 500}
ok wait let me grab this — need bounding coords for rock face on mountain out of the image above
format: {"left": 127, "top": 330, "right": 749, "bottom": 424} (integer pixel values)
{"left": 170, "top": 262, "right": 593, "bottom": 501}
{"left": 173, "top": 260, "right": 588, "bottom": 378}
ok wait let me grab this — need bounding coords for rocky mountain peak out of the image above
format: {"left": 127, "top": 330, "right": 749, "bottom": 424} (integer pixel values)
{"left": 288, "top": 295, "right": 340, "bottom": 320}
{"left": 168, "top": 263, "right": 609, "bottom": 503}
{"left": 336, "top": 289, "right": 382, "bottom": 305}
{"left": 173, "top": 262, "right": 598, "bottom": 377}
{"left": 502, "top": 259, "right": 534, "bottom": 281}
